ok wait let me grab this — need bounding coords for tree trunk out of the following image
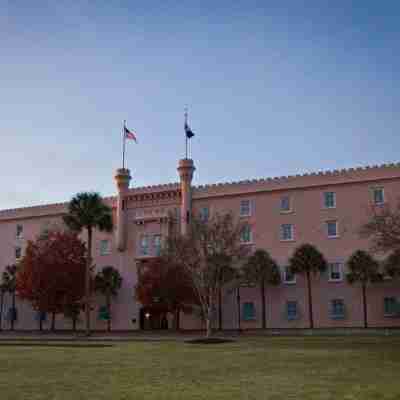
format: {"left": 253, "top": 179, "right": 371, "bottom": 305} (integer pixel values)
{"left": 51, "top": 312, "right": 56, "bottom": 331}
{"left": 261, "top": 280, "right": 266, "bottom": 329}
{"left": 206, "top": 306, "right": 213, "bottom": 337}
{"left": 218, "top": 287, "right": 222, "bottom": 331}
{"left": 107, "top": 293, "right": 111, "bottom": 332}
{"left": 236, "top": 286, "right": 241, "bottom": 333}
{"left": 72, "top": 316, "right": 77, "bottom": 332}
{"left": 0, "top": 290, "right": 4, "bottom": 331}
{"left": 10, "top": 291, "right": 16, "bottom": 331}
{"left": 176, "top": 309, "right": 180, "bottom": 331}
{"left": 306, "top": 271, "right": 314, "bottom": 329}
{"left": 85, "top": 227, "right": 93, "bottom": 336}
{"left": 362, "top": 283, "right": 368, "bottom": 329}
{"left": 39, "top": 314, "right": 43, "bottom": 332}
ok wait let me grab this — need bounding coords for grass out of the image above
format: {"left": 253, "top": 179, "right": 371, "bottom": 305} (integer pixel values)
{"left": 1, "top": 336, "right": 400, "bottom": 399}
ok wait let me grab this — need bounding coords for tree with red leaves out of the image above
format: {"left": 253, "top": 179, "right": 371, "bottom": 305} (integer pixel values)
{"left": 16, "top": 231, "right": 86, "bottom": 331}
{"left": 135, "top": 257, "right": 197, "bottom": 330}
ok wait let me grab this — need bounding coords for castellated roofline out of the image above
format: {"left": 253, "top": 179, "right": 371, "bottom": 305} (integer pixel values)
{"left": 1, "top": 162, "right": 400, "bottom": 220}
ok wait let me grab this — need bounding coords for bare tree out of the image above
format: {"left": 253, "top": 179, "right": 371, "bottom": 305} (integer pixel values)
{"left": 164, "top": 212, "right": 247, "bottom": 337}
{"left": 360, "top": 202, "right": 400, "bottom": 253}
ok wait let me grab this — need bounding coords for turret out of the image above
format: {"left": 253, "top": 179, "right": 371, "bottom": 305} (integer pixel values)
{"left": 177, "top": 158, "right": 195, "bottom": 235}
{"left": 114, "top": 168, "right": 131, "bottom": 251}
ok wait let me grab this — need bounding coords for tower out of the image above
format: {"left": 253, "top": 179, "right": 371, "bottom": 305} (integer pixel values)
{"left": 114, "top": 168, "right": 131, "bottom": 251}
{"left": 177, "top": 158, "right": 195, "bottom": 235}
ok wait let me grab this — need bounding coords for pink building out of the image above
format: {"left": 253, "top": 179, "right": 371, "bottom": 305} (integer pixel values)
{"left": 0, "top": 158, "right": 399, "bottom": 331}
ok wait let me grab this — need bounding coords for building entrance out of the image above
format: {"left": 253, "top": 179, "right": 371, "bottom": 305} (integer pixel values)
{"left": 139, "top": 307, "right": 169, "bottom": 330}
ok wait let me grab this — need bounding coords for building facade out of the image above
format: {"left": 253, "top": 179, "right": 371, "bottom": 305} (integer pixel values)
{"left": 0, "top": 158, "right": 400, "bottom": 331}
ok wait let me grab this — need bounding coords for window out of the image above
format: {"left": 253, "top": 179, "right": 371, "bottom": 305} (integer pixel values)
{"left": 16, "top": 224, "right": 23, "bottom": 239}
{"left": 242, "top": 302, "right": 256, "bottom": 321}
{"left": 281, "top": 224, "right": 294, "bottom": 241}
{"left": 384, "top": 297, "right": 398, "bottom": 316}
{"left": 199, "top": 207, "right": 209, "bottom": 222}
{"left": 330, "top": 299, "right": 345, "bottom": 319}
{"left": 326, "top": 220, "right": 338, "bottom": 238}
{"left": 324, "top": 192, "right": 336, "bottom": 208}
{"left": 240, "top": 225, "right": 252, "bottom": 244}
{"left": 283, "top": 266, "right": 296, "bottom": 284}
{"left": 140, "top": 235, "right": 149, "bottom": 255}
{"left": 240, "top": 200, "right": 251, "bottom": 217}
{"left": 328, "top": 262, "right": 343, "bottom": 282}
{"left": 100, "top": 240, "right": 110, "bottom": 256}
{"left": 373, "top": 187, "right": 384, "bottom": 205}
{"left": 280, "top": 196, "right": 291, "bottom": 212}
{"left": 286, "top": 301, "right": 298, "bottom": 320}
{"left": 15, "top": 247, "right": 22, "bottom": 260}
{"left": 154, "top": 235, "right": 162, "bottom": 256}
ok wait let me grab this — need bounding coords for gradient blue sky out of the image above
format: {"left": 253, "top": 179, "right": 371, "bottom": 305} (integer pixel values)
{"left": 1, "top": 1, "right": 399, "bottom": 209}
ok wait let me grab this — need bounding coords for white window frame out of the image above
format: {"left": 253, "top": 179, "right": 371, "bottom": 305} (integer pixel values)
{"left": 286, "top": 301, "right": 298, "bottom": 320}
{"left": 384, "top": 297, "right": 398, "bottom": 317}
{"left": 15, "top": 246, "right": 22, "bottom": 260}
{"left": 153, "top": 234, "right": 162, "bottom": 255}
{"left": 240, "top": 225, "right": 253, "bottom": 244}
{"left": 283, "top": 266, "right": 296, "bottom": 284}
{"left": 280, "top": 195, "right": 292, "bottom": 213}
{"left": 372, "top": 187, "right": 385, "bottom": 206}
{"left": 280, "top": 224, "right": 294, "bottom": 241}
{"left": 326, "top": 220, "right": 339, "bottom": 238}
{"left": 100, "top": 239, "right": 111, "bottom": 256}
{"left": 199, "top": 207, "right": 210, "bottom": 222}
{"left": 16, "top": 224, "right": 23, "bottom": 239}
{"left": 324, "top": 191, "right": 336, "bottom": 209}
{"left": 330, "top": 298, "right": 345, "bottom": 319}
{"left": 140, "top": 235, "right": 149, "bottom": 255}
{"left": 240, "top": 200, "right": 251, "bottom": 217}
{"left": 328, "top": 262, "right": 343, "bottom": 282}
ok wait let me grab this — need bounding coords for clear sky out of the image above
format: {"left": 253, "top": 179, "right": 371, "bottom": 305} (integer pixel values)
{"left": 1, "top": 1, "right": 399, "bottom": 210}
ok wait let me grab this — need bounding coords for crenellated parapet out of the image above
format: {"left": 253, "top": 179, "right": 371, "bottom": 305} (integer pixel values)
{"left": 193, "top": 162, "right": 400, "bottom": 199}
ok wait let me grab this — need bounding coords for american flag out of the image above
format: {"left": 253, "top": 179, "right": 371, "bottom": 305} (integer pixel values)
{"left": 124, "top": 126, "right": 137, "bottom": 143}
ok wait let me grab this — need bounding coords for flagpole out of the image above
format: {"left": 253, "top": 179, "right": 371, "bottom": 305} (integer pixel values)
{"left": 184, "top": 108, "right": 188, "bottom": 159}
{"left": 122, "top": 120, "right": 126, "bottom": 169}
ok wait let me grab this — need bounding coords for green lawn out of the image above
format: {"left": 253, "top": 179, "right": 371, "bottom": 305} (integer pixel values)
{"left": 1, "top": 336, "right": 400, "bottom": 399}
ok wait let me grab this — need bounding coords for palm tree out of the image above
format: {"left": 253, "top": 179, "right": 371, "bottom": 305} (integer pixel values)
{"left": 241, "top": 249, "right": 281, "bottom": 329}
{"left": 347, "top": 250, "right": 382, "bottom": 328}
{"left": 94, "top": 266, "right": 122, "bottom": 332}
{"left": 2, "top": 265, "right": 18, "bottom": 331}
{"left": 63, "top": 192, "right": 113, "bottom": 335}
{"left": 289, "top": 244, "right": 327, "bottom": 329}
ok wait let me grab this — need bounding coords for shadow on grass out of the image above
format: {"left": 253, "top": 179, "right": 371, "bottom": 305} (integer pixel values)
{"left": 185, "top": 337, "right": 235, "bottom": 344}
{"left": 0, "top": 342, "right": 113, "bottom": 348}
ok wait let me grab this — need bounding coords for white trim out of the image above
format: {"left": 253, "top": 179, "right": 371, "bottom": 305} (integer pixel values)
{"left": 283, "top": 266, "right": 296, "bottom": 284}
{"left": 326, "top": 220, "right": 339, "bottom": 238}
{"left": 280, "top": 223, "right": 294, "bottom": 241}
{"left": 323, "top": 191, "right": 336, "bottom": 209}
{"left": 99, "top": 239, "right": 111, "bottom": 256}
{"left": 280, "top": 195, "right": 292, "bottom": 213}
{"left": 239, "top": 199, "right": 252, "bottom": 217}
{"left": 371, "top": 186, "right": 385, "bottom": 206}
{"left": 328, "top": 262, "right": 343, "bottom": 282}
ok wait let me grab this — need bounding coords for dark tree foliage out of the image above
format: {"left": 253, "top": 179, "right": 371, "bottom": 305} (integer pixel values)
{"left": 347, "top": 250, "right": 382, "bottom": 328}
{"left": 95, "top": 266, "right": 122, "bottom": 332}
{"left": 242, "top": 249, "right": 281, "bottom": 329}
{"left": 16, "top": 231, "right": 86, "bottom": 331}
{"left": 289, "top": 243, "right": 327, "bottom": 329}
{"left": 63, "top": 192, "right": 113, "bottom": 335}
{"left": 135, "top": 257, "right": 197, "bottom": 330}
{"left": 1, "top": 265, "right": 18, "bottom": 330}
